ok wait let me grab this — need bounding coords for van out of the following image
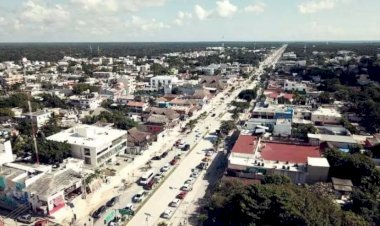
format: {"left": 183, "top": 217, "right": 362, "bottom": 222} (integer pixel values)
{"left": 139, "top": 170, "right": 154, "bottom": 185}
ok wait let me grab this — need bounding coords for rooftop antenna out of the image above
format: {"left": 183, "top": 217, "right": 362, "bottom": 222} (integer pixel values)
{"left": 97, "top": 46, "right": 100, "bottom": 56}
{"left": 22, "top": 57, "right": 40, "bottom": 165}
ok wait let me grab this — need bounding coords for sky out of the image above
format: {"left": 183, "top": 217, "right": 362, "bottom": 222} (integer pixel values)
{"left": 0, "top": 0, "right": 379, "bottom": 42}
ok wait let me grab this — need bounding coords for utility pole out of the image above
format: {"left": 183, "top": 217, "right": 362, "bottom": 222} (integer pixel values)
{"left": 23, "top": 57, "right": 39, "bottom": 165}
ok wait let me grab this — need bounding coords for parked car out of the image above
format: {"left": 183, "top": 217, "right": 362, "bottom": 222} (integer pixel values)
{"left": 17, "top": 214, "right": 33, "bottom": 224}
{"left": 154, "top": 172, "right": 163, "bottom": 182}
{"left": 143, "top": 178, "right": 157, "bottom": 190}
{"left": 152, "top": 155, "right": 161, "bottom": 160}
{"left": 190, "top": 170, "right": 200, "bottom": 178}
{"left": 182, "top": 144, "right": 190, "bottom": 151}
{"left": 180, "top": 184, "right": 192, "bottom": 191}
{"left": 132, "top": 191, "right": 146, "bottom": 203}
{"left": 106, "top": 196, "right": 119, "bottom": 207}
{"left": 161, "top": 209, "right": 173, "bottom": 219}
{"left": 161, "top": 151, "right": 168, "bottom": 158}
{"left": 161, "top": 164, "right": 170, "bottom": 172}
{"left": 92, "top": 206, "right": 107, "bottom": 218}
{"left": 170, "top": 158, "right": 178, "bottom": 165}
{"left": 211, "top": 113, "right": 216, "bottom": 117}
{"left": 169, "top": 198, "right": 181, "bottom": 207}
{"left": 184, "top": 178, "right": 195, "bottom": 185}
{"left": 206, "top": 150, "right": 213, "bottom": 156}
{"left": 123, "top": 203, "right": 135, "bottom": 215}
{"left": 197, "top": 162, "right": 208, "bottom": 170}
{"left": 176, "top": 191, "right": 188, "bottom": 199}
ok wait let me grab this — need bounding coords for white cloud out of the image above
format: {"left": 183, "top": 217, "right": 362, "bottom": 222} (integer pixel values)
{"left": 175, "top": 11, "right": 192, "bottom": 26}
{"left": 71, "top": 0, "right": 167, "bottom": 13}
{"left": 216, "top": 0, "right": 238, "bottom": 17}
{"left": 298, "top": 0, "right": 340, "bottom": 14}
{"left": 20, "top": 0, "right": 69, "bottom": 25}
{"left": 244, "top": 2, "right": 265, "bottom": 14}
{"left": 194, "top": 5, "right": 212, "bottom": 20}
{"left": 126, "top": 16, "right": 170, "bottom": 31}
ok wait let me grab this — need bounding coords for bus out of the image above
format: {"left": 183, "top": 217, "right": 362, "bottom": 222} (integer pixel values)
{"left": 139, "top": 170, "right": 154, "bottom": 185}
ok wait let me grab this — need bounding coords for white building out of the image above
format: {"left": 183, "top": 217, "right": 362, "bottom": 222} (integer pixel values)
{"left": 0, "top": 140, "right": 13, "bottom": 166}
{"left": 150, "top": 75, "right": 178, "bottom": 90}
{"left": 283, "top": 80, "right": 307, "bottom": 92}
{"left": 273, "top": 119, "right": 292, "bottom": 137}
{"left": 118, "top": 75, "right": 136, "bottom": 94}
{"left": 47, "top": 125, "right": 127, "bottom": 166}
{"left": 311, "top": 107, "right": 342, "bottom": 125}
{"left": 23, "top": 109, "right": 52, "bottom": 128}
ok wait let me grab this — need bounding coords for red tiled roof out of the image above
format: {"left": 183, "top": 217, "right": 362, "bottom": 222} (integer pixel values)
{"left": 261, "top": 142, "right": 321, "bottom": 164}
{"left": 231, "top": 135, "right": 257, "bottom": 154}
{"left": 127, "top": 101, "right": 145, "bottom": 107}
{"left": 283, "top": 93, "right": 294, "bottom": 100}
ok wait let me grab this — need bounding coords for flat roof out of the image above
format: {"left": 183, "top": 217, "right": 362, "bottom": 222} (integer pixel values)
{"left": 261, "top": 142, "right": 321, "bottom": 164}
{"left": 231, "top": 135, "right": 257, "bottom": 155}
{"left": 307, "top": 134, "right": 357, "bottom": 144}
{"left": 47, "top": 124, "right": 127, "bottom": 148}
{"left": 308, "top": 157, "right": 330, "bottom": 167}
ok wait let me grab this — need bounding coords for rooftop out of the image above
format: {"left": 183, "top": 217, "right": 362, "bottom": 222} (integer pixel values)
{"left": 307, "top": 134, "right": 357, "bottom": 144}
{"left": 312, "top": 107, "right": 341, "bottom": 117}
{"left": 231, "top": 135, "right": 257, "bottom": 155}
{"left": 47, "top": 124, "right": 127, "bottom": 148}
{"left": 307, "top": 157, "right": 330, "bottom": 167}
{"left": 260, "top": 142, "right": 321, "bottom": 164}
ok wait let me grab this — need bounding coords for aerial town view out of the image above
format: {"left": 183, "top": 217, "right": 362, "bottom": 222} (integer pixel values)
{"left": 0, "top": 1, "right": 380, "bottom": 226}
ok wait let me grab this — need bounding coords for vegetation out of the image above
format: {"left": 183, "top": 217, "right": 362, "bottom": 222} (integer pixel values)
{"left": 203, "top": 178, "right": 344, "bottom": 226}
{"left": 0, "top": 93, "right": 42, "bottom": 112}
{"left": 72, "top": 83, "right": 99, "bottom": 94}
{"left": 219, "top": 120, "right": 236, "bottom": 135}
{"left": 238, "top": 89, "right": 257, "bottom": 102}
{"left": 291, "top": 124, "right": 317, "bottom": 139}
{"left": 82, "top": 111, "right": 138, "bottom": 130}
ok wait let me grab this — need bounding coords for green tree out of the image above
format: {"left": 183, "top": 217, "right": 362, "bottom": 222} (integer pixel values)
{"left": 0, "top": 108, "right": 15, "bottom": 117}
{"left": 220, "top": 120, "right": 236, "bottom": 135}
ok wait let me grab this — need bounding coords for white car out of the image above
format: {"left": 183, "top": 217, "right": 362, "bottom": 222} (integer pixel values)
{"left": 161, "top": 164, "right": 170, "bottom": 172}
{"left": 161, "top": 209, "right": 174, "bottom": 219}
{"left": 190, "top": 171, "right": 200, "bottom": 178}
{"left": 180, "top": 184, "right": 192, "bottom": 191}
{"left": 184, "top": 178, "right": 195, "bottom": 185}
{"left": 132, "top": 190, "right": 146, "bottom": 203}
{"left": 169, "top": 198, "right": 181, "bottom": 207}
{"left": 206, "top": 150, "right": 214, "bottom": 156}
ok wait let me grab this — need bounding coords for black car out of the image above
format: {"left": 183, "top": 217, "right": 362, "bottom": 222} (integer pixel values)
{"left": 152, "top": 155, "right": 161, "bottom": 160}
{"left": 92, "top": 206, "right": 107, "bottom": 219}
{"left": 182, "top": 144, "right": 190, "bottom": 151}
{"left": 211, "top": 113, "right": 216, "bottom": 117}
{"left": 161, "top": 151, "right": 168, "bottom": 158}
{"left": 106, "top": 196, "right": 119, "bottom": 207}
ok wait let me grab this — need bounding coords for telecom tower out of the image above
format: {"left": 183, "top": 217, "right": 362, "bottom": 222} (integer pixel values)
{"left": 22, "top": 57, "right": 40, "bottom": 165}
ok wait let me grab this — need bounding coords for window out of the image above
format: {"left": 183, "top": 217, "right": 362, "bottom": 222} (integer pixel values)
{"left": 85, "top": 157, "right": 91, "bottom": 165}
{"left": 84, "top": 148, "right": 91, "bottom": 156}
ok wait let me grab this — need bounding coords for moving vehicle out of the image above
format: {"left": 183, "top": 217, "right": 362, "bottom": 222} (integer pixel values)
{"left": 161, "top": 209, "right": 173, "bottom": 219}
{"left": 132, "top": 190, "right": 146, "bottom": 203}
{"left": 161, "top": 164, "right": 170, "bottom": 172}
{"left": 17, "top": 214, "right": 33, "bottom": 224}
{"left": 92, "top": 206, "right": 107, "bottom": 218}
{"left": 106, "top": 196, "right": 119, "bottom": 207}
{"left": 139, "top": 170, "right": 154, "bottom": 185}
{"left": 169, "top": 198, "right": 181, "bottom": 207}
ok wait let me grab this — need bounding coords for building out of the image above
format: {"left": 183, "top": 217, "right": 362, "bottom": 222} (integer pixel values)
{"left": 47, "top": 125, "right": 127, "bottom": 166}
{"left": 126, "top": 101, "right": 148, "bottom": 113}
{"left": 118, "top": 75, "right": 136, "bottom": 94}
{"left": 283, "top": 80, "right": 307, "bottom": 92}
{"left": 0, "top": 140, "right": 13, "bottom": 166}
{"left": 273, "top": 119, "right": 292, "bottom": 137}
{"left": 311, "top": 107, "right": 342, "bottom": 125}
{"left": 308, "top": 133, "right": 357, "bottom": 149}
{"left": 92, "top": 72, "right": 114, "bottom": 79}
{"left": 150, "top": 75, "right": 178, "bottom": 90}
{"left": 0, "top": 72, "right": 24, "bottom": 87}
{"left": 227, "top": 135, "right": 329, "bottom": 184}
{"left": 23, "top": 109, "right": 52, "bottom": 128}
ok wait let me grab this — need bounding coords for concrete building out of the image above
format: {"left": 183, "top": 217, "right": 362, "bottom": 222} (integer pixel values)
{"left": 118, "top": 75, "right": 136, "bottom": 95}
{"left": 227, "top": 135, "right": 329, "bottom": 184}
{"left": 311, "top": 107, "right": 342, "bottom": 125}
{"left": 273, "top": 119, "right": 292, "bottom": 137}
{"left": 0, "top": 72, "right": 24, "bottom": 87}
{"left": 47, "top": 125, "right": 127, "bottom": 166}
{"left": 308, "top": 133, "right": 358, "bottom": 149}
{"left": 150, "top": 75, "right": 179, "bottom": 90}
{"left": 0, "top": 140, "right": 13, "bottom": 166}
{"left": 23, "top": 109, "right": 52, "bottom": 128}
{"left": 283, "top": 80, "right": 307, "bottom": 92}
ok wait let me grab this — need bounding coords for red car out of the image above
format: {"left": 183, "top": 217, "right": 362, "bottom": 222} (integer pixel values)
{"left": 176, "top": 191, "right": 188, "bottom": 199}
{"left": 170, "top": 158, "right": 178, "bottom": 165}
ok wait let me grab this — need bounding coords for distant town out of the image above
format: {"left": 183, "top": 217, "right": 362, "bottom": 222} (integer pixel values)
{"left": 0, "top": 42, "right": 380, "bottom": 226}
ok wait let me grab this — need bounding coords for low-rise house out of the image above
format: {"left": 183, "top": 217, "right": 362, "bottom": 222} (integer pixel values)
{"left": 283, "top": 80, "right": 307, "bottom": 92}
{"left": 23, "top": 109, "right": 52, "bottom": 128}
{"left": 47, "top": 125, "right": 127, "bottom": 167}
{"left": 150, "top": 75, "right": 179, "bottom": 90}
{"left": 311, "top": 107, "right": 342, "bottom": 125}
{"left": 127, "top": 127, "right": 153, "bottom": 154}
{"left": 126, "top": 101, "right": 148, "bottom": 113}
{"left": 199, "top": 76, "right": 228, "bottom": 92}
{"left": 308, "top": 133, "right": 358, "bottom": 149}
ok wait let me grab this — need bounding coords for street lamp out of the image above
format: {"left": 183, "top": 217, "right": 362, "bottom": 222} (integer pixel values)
{"left": 144, "top": 213, "right": 151, "bottom": 226}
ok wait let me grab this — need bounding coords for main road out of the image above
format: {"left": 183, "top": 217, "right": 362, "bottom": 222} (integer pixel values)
{"left": 126, "top": 45, "right": 287, "bottom": 226}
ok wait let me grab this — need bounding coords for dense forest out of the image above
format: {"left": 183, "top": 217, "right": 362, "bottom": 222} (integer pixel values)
{"left": 0, "top": 42, "right": 283, "bottom": 62}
